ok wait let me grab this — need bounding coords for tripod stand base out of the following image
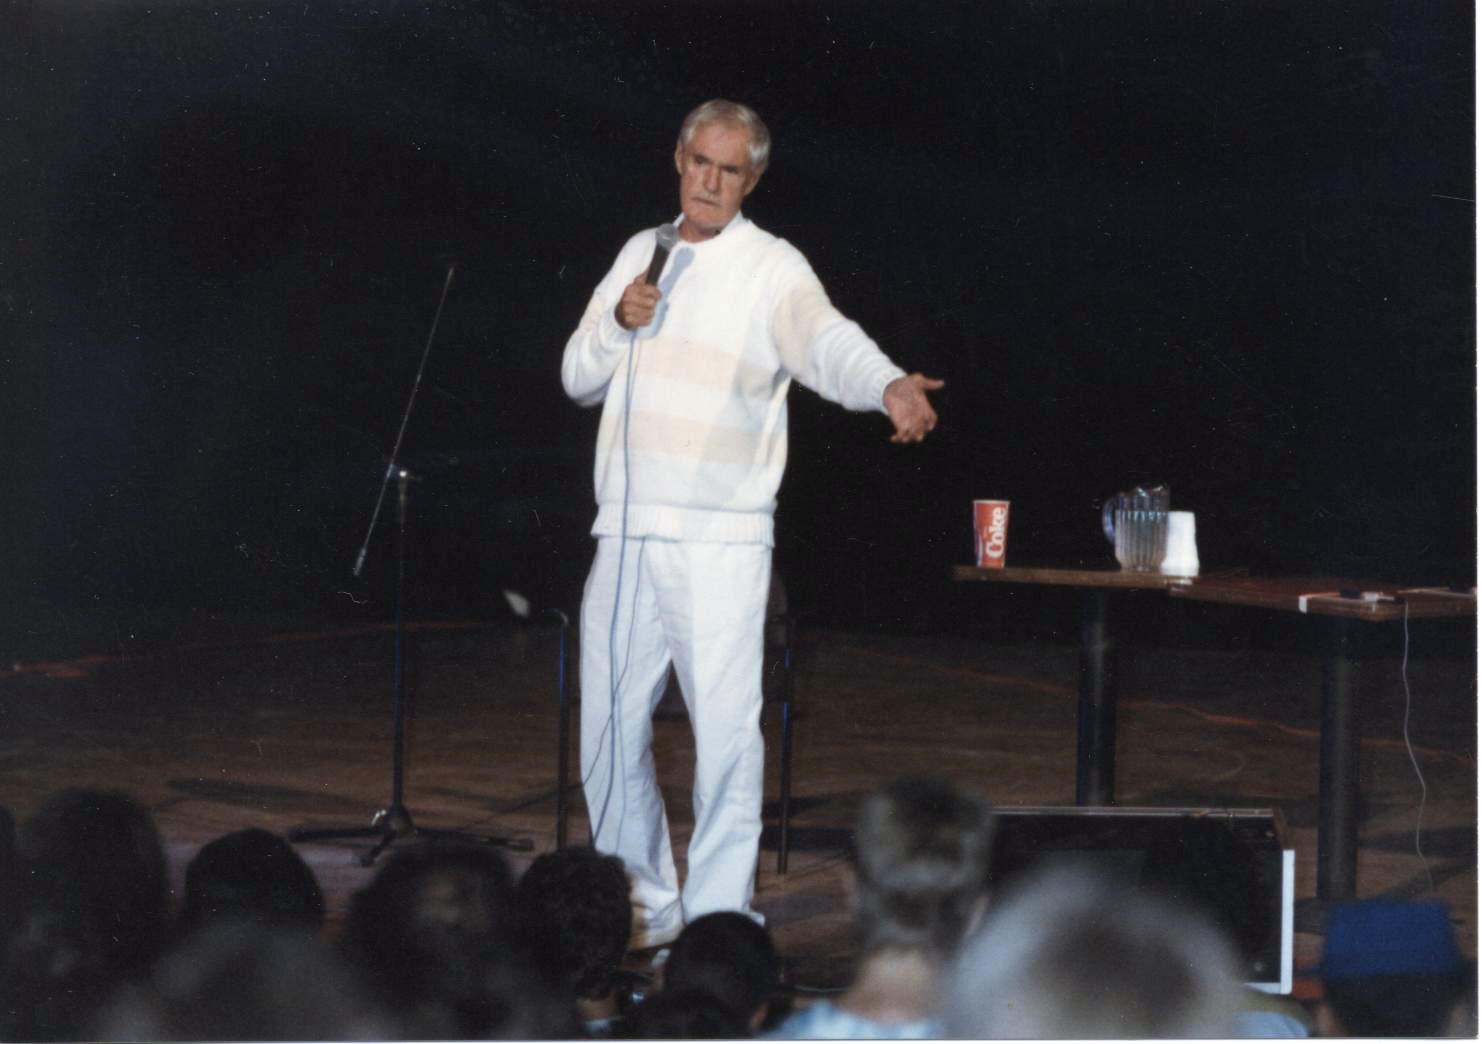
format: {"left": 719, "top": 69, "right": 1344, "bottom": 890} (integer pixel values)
{"left": 371, "top": 803, "right": 415, "bottom": 838}
{"left": 290, "top": 804, "right": 532, "bottom": 867}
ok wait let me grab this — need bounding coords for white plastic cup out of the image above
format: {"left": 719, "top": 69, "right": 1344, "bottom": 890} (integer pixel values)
{"left": 1160, "top": 511, "right": 1200, "bottom": 576}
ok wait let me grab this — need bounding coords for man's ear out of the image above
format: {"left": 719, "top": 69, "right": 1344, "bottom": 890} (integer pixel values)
{"left": 674, "top": 142, "right": 686, "bottom": 177}
{"left": 742, "top": 168, "right": 762, "bottom": 197}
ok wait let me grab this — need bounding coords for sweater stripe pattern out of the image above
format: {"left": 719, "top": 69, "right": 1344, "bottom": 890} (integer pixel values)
{"left": 561, "top": 213, "right": 905, "bottom": 547}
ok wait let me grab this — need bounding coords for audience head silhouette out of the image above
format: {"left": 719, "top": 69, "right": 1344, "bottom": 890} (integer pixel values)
{"left": 92, "top": 920, "right": 394, "bottom": 1041}
{"left": 179, "top": 827, "right": 325, "bottom": 936}
{"left": 339, "top": 840, "right": 572, "bottom": 1039}
{"left": 770, "top": 775, "right": 995, "bottom": 1039}
{"left": 2, "top": 788, "right": 170, "bottom": 1040}
{"left": 1312, "top": 899, "right": 1474, "bottom": 1037}
{"left": 661, "top": 911, "right": 780, "bottom": 1032}
{"left": 517, "top": 845, "right": 632, "bottom": 1005}
{"left": 850, "top": 774, "right": 996, "bottom": 960}
{"left": 945, "top": 861, "right": 1244, "bottom": 1038}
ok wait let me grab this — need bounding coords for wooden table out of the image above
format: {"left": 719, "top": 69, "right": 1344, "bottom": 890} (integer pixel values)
{"left": 954, "top": 565, "right": 1476, "bottom": 900}
{"left": 1169, "top": 576, "right": 1476, "bottom": 900}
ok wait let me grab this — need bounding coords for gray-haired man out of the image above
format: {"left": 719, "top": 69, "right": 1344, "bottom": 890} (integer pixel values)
{"left": 562, "top": 99, "right": 942, "bottom": 947}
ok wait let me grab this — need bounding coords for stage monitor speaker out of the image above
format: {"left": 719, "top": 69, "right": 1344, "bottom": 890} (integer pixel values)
{"left": 990, "top": 806, "right": 1294, "bottom": 994}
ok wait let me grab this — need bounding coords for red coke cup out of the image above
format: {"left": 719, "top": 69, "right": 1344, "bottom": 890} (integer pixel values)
{"left": 974, "top": 500, "right": 1011, "bottom": 569}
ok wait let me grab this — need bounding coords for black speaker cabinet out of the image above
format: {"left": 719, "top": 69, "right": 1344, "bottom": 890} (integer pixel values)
{"left": 990, "top": 806, "right": 1294, "bottom": 993}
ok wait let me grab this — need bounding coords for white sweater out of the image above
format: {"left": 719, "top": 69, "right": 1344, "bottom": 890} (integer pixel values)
{"left": 561, "top": 213, "right": 906, "bottom": 547}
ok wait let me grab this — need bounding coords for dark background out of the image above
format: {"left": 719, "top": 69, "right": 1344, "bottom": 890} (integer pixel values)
{"left": 4, "top": 0, "right": 1474, "bottom": 648}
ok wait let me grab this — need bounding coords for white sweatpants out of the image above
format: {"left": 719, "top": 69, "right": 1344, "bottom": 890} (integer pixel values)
{"left": 579, "top": 536, "right": 769, "bottom": 939}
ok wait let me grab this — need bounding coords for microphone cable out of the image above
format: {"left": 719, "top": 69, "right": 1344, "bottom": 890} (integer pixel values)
{"left": 583, "top": 224, "right": 677, "bottom": 847}
{"left": 1397, "top": 598, "right": 1436, "bottom": 894}
{"left": 585, "top": 323, "right": 645, "bottom": 848}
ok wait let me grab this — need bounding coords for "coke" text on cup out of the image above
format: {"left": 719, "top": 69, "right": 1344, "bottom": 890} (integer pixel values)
{"left": 973, "top": 499, "right": 1011, "bottom": 569}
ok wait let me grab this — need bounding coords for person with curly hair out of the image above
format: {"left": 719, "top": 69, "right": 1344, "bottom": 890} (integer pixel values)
{"left": 338, "top": 841, "right": 573, "bottom": 1039}
{"left": 516, "top": 845, "right": 634, "bottom": 1034}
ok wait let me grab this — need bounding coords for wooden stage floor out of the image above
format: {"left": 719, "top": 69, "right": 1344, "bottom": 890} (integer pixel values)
{"left": 2, "top": 609, "right": 1475, "bottom": 994}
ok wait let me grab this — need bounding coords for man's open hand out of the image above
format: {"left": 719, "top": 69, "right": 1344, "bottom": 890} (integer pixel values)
{"left": 883, "top": 373, "right": 944, "bottom": 443}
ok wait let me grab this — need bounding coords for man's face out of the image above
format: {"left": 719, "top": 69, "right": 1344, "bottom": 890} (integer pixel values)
{"left": 673, "top": 120, "right": 761, "bottom": 242}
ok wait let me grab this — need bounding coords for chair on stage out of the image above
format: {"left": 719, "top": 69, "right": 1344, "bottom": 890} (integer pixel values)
{"left": 553, "top": 568, "right": 801, "bottom": 875}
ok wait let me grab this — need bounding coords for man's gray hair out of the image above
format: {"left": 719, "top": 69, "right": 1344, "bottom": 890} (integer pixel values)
{"left": 678, "top": 99, "right": 771, "bottom": 174}
{"left": 944, "top": 862, "right": 1245, "bottom": 1039}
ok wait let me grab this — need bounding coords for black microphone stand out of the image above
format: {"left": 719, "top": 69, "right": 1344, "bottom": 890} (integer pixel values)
{"left": 290, "top": 266, "right": 531, "bottom": 866}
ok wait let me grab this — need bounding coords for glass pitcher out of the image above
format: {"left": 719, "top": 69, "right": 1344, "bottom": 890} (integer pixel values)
{"left": 1101, "top": 485, "right": 1170, "bottom": 572}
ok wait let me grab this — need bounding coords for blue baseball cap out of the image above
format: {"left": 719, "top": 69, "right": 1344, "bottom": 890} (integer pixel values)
{"left": 1313, "top": 900, "right": 1468, "bottom": 979}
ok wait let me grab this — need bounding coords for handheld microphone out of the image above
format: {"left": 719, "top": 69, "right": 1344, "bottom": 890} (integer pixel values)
{"left": 645, "top": 223, "right": 679, "bottom": 285}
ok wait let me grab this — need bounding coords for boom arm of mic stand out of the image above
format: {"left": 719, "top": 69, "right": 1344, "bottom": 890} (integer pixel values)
{"left": 353, "top": 462, "right": 400, "bottom": 578}
{"left": 351, "top": 264, "right": 455, "bottom": 578}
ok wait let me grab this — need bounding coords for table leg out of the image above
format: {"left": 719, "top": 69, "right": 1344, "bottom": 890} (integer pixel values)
{"left": 1318, "top": 618, "right": 1360, "bottom": 899}
{"left": 1076, "top": 589, "right": 1118, "bottom": 806}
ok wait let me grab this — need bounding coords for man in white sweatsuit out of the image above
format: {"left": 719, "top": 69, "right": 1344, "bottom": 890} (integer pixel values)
{"left": 561, "top": 99, "right": 942, "bottom": 949}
